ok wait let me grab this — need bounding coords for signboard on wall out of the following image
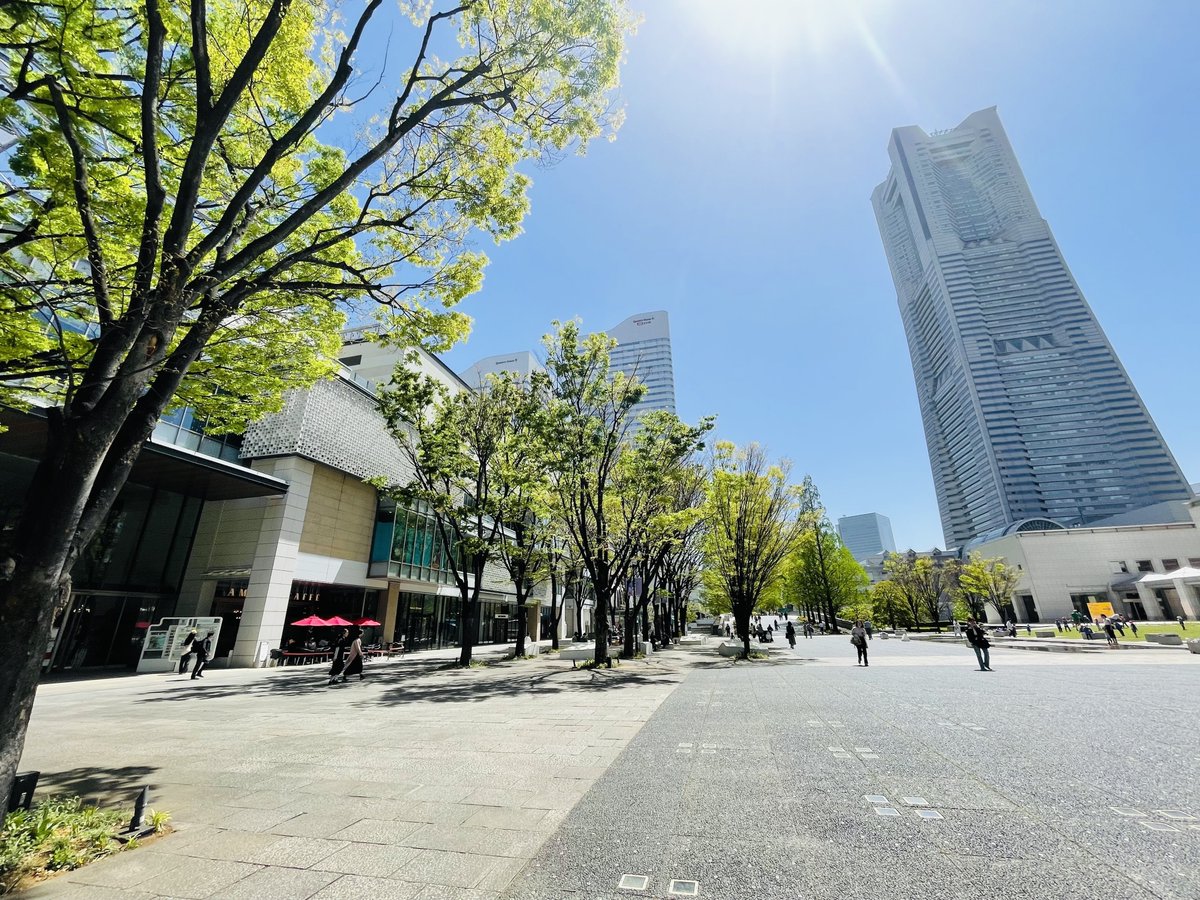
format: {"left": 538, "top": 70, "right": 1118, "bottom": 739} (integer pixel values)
{"left": 1086, "top": 601, "right": 1115, "bottom": 619}
{"left": 138, "top": 617, "right": 222, "bottom": 673}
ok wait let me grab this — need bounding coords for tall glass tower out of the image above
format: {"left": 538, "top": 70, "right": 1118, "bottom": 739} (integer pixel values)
{"left": 872, "top": 107, "right": 1191, "bottom": 548}
{"left": 607, "top": 311, "right": 677, "bottom": 423}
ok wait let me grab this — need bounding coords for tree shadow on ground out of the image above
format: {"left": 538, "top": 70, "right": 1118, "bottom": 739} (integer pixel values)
{"left": 31, "top": 764, "right": 159, "bottom": 808}
{"left": 131, "top": 650, "right": 684, "bottom": 708}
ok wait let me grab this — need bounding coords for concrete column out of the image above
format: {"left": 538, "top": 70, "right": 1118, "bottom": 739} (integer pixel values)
{"left": 1135, "top": 582, "right": 1162, "bottom": 620}
{"left": 382, "top": 582, "right": 401, "bottom": 644}
{"left": 1173, "top": 579, "right": 1200, "bottom": 620}
{"left": 230, "top": 458, "right": 314, "bottom": 666}
{"left": 526, "top": 604, "right": 540, "bottom": 643}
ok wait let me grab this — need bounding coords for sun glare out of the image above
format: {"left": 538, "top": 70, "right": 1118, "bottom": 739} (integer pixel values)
{"left": 682, "top": 0, "right": 894, "bottom": 57}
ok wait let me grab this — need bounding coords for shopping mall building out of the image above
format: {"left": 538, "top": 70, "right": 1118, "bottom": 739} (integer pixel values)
{"left": 1, "top": 331, "right": 586, "bottom": 675}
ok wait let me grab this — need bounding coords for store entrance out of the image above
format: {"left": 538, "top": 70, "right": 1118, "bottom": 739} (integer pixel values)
{"left": 49, "top": 592, "right": 163, "bottom": 671}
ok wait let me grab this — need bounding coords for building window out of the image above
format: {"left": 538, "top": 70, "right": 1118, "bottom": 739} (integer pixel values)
{"left": 1162, "top": 558, "right": 1180, "bottom": 572}
{"left": 1135, "top": 560, "right": 1154, "bottom": 573}
{"left": 1110, "top": 561, "right": 1128, "bottom": 574}
{"left": 338, "top": 354, "right": 362, "bottom": 366}
{"left": 1189, "top": 558, "right": 1200, "bottom": 569}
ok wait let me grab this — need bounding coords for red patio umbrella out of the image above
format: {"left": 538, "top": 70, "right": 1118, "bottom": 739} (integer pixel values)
{"left": 353, "top": 617, "right": 382, "bottom": 627}
{"left": 291, "top": 615, "right": 329, "bottom": 627}
{"left": 324, "top": 615, "right": 355, "bottom": 626}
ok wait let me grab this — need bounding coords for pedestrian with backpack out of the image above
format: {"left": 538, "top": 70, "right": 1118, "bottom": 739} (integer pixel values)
{"left": 190, "top": 632, "right": 214, "bottom": 680}
{"left": 177, "top": 629, "right": 198, "bottom": 674}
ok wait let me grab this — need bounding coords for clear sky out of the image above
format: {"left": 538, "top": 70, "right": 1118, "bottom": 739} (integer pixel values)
{"left": 433, "top": 0, "right": 1200, "bottom": 551}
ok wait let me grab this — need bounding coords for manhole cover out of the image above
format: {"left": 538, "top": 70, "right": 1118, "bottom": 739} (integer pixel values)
{"left": 618, "top": 874, "right": 650, "bottom": 890}
{"left": 668, "top": 880, "right": 699, "bottom": 896}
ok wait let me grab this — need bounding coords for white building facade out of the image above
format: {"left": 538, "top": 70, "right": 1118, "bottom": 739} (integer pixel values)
{"left": 967, "top": 500, "right": 1200, "bottom": 624}
{"left": 458, "top": 350, "right": 542, "bottom": 388}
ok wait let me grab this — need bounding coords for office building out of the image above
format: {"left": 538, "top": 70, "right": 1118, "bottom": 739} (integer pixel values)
{"left": 837, "top": 513, "right": 896, "bottom": 562}
{"left": 872, "top": 107, "right": 1192, "bottom": 549}
{"left": 607, "top": 311, "right": 677, "bottom": 421}
{"left": 458, "top": 350, "right": 542, "bottom": 388}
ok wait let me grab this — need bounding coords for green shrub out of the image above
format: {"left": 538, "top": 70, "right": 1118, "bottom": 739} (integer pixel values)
{"left": 1, "top": 796, "right": 129, "bottom": 893}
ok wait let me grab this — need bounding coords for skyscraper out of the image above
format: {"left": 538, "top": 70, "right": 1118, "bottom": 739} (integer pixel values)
{"left": 837, "top": 513, "right": 896, "bottom": 562}
{"left": 872, "top": 107, "right": 1191, "bottom": 548}
{"left": 607, "top": 311, "right": 677, "bottom": 421}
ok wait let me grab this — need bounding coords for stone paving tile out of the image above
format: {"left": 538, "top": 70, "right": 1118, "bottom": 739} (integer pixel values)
{"left": 401, "top": 849, "right": 504, "bottom": 888}
{"left": 329, "top": 818, "right": 424, "bottom": 845}
{"left": 460, "top": 805, "right": 549, "bottom": 830}
{"left": 237, "top": 835, "right": 348, "bottom": 869}
{"left": 132, "top": 857, "right": 262, "bottom": 899}
{"left": 312, "top": 842, "right": 420, "bottom": 877}
{"left": 401, "top": 824, "right": 543, "bottom": 858}
{"left": 217, "top": 866, "right": 340, "bottom": 900}
{"left": 47, "top": 849, "right": 184, "bottom": 889}
{"left": 309, "top": 875, "right": 425, "bottom": 900}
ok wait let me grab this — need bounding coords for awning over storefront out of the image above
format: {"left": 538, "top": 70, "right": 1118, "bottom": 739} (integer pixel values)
{"left": 1, "top": 406, "right": 288, "bottom": 500}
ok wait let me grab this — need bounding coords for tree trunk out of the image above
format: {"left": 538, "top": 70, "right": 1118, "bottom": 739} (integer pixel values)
{"left": 622, "top": 602, "right": 636, "bottom": 658}
{"left": 593, "top": 588, "right": 611, "bottom": 667}
{"left": 0, "top": 415, "right": 125, "bottom": 804}
{"left": 733, "top": 599, "right": 752, "bottom": 659}
{"left": 514, "top": 597, "right": 528, "bottom": 658}
{"left": 549, "top": 567, "right": 560, "bottom": 650}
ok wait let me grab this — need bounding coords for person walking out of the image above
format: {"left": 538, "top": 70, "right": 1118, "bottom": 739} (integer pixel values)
{"left": 341, "top": 627, "right": 366, "bottom": 682}
{"left": 190, "top": 631, "right": 213, "bottom": 680}
{"left": 327, "top": 627, "right": 349, "bottom": 686}
{"left": 1129, "top": 620, "right": 1139, "bottom": 637}
{"left": 804, "top": 621, "right": 814, "bottom": 639}
{"left": 1177, "top": 614, "right": 1186, "bottom": 631}
{"left": 785, "top": 621, "right": 796, "bottom": 649}
{"left": 964, "top": 618, "right": 992, "bottom": 671}
{"left": 1102, "top": 617, "right": 1119, "bottom": 648}
{"left": 851, "top": 621, "right": 869, "bottom": 667}
{"left": 178, "top": 628, "right": 198, "bottom": 674}
{"left": 864, "top": 620, "right": 874, "bottom": 640}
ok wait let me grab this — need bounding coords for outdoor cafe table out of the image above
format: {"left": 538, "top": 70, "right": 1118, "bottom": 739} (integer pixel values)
{"left": 281, "top": 650, "right": 333, "bottom": 666}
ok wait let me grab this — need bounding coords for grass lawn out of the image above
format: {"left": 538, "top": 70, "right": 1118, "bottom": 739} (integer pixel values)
{"left": 1013, "top": 622, "right": 1200, "bottom": 642}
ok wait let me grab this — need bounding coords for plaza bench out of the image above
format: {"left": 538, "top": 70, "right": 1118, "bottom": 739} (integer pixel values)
{"left": 559, "top": 646, "right": 623, "bottom": 667}
{"left": 1187, "top": 639, "right": 1200, "bottom": 655}
{"left": 1145, "top": 633, "right": 1184, "bottom": 646}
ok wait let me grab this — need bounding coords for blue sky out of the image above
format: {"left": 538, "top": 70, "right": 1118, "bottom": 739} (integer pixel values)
{"left": 431, "top": 0, "right": 1199, "bottom": 551}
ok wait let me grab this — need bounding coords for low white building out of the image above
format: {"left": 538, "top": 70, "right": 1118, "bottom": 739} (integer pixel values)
{"left": 966, "top": 500, "right": 1200, "bottom": 623}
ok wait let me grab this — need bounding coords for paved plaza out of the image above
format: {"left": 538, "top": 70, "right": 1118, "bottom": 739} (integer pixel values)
{"left": 16, "top": 636, "right": 1200, "bottom": 899}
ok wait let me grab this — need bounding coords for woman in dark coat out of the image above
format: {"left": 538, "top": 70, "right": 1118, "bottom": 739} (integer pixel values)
{"left": 327, "top": 627, "right": 348, "bottom": 686}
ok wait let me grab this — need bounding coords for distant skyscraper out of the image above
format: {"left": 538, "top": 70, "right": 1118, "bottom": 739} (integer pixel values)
{"left": 872, "top": 107, "right": 1191, "bottom": 548}
{"left": 607, "top": 311, "right": 676, "bottom": 421}
{"left": 837, "top": 513, "right": 896, "bottom": 562}
{"left": 458, "top": 350, "right": 541, "bottom": 388}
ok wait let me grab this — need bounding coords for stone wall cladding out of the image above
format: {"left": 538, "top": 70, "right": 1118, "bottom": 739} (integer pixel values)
{"left": 242, "top": 376, "right": 412, "bottom": 486}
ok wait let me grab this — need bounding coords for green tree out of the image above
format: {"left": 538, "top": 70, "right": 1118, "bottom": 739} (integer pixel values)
{"left": 870, "top": 580, "right": 912, "bottom": 629}
{"left": 0, "top": 0, "right": 630, "bottom": 800}
{"left": 883, "top": 552, "right": 957, "bottom": 631}
{"left": 612, "top": 412, "right": 711, "bottom": 657}
{"left": 953, "top": 554, "right": 990, "bottom": 620}
{"left": 541, "top": 320, "right": 644, "bottom": 667}
{"left": 658, "top": 463, "right": 707, "bottom": 640}
{"left": 959, "top": 554, "right": 1022, "bottom": 622}
{"left": 488, "top": 373, "right": 555, "bottom": 659}
{"left": 376, "top": 359, "right": 516, "bottom": 666}
{"left": 702, "top": 442, "right": 804, "bottom": 658}
{"left": 792, "top": 476, "right": 865, "bottom": 632}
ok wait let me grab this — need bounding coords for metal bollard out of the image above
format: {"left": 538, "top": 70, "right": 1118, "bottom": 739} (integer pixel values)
{"left": 129, "top": 786, "right": 149, "bottom": 832}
